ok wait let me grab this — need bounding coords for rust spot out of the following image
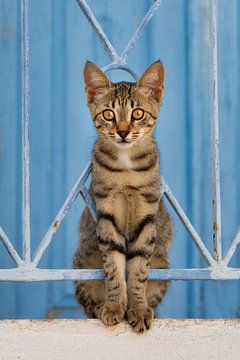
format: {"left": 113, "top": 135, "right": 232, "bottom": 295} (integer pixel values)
{"left": 46, "top": 310, "right": 63, "bottom": 319}
{"left": 213, "top": 241, "right": 217, "bottom": 254}
{"left": 53, "top": 220, "right": 60, "bottom": 230}
{"left": 213, "top": 222, "right": 218, "bottom": 232}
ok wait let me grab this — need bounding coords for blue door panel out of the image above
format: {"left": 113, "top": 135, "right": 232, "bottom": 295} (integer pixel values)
{"left": 0, "top": 0, "right": 21, "bottom": 319}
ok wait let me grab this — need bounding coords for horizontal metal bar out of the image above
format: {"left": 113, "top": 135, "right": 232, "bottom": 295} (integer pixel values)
{"left": 161, "top": 177, "right": 216, "bottom": 267}
{"left": 223, "top": 227, "right": 240, "bottom": 266}
{"left": 1, "top": 267, "right": 240, "bottom": 282}
{"left": 150, "top": 267, "right": 240, "bottom": 280}
{"left": 120, "top": 0, "right": 164, "bottom": 62}
{"left": 0, "top": 228, "right": 23, "bottom": 266}
{"left": 75, "top": 0, "right": 120, "bottom": 62}
{"left": 32, "top": 162, "right": 92, "bottom": 267}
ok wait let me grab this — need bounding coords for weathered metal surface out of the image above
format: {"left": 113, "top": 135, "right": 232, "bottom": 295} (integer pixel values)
{"left": 161, "top": 178, "right": 216, "bottom": 267}
{"left": 0, "top": 0, "right": 240, "bottom": 319}
{"left": 223, "top": 227, "right": 240, "bottom": 266}
{"left": 0, "top": 228, "right": 23, "bottom": 266}
{"left": 75, "top": 0, "right": 119, "bottom": 62}
{"left": 80, "top": 185, "right": 97, "bottom": 221}
{"left": 31, "top": 161, "right": 92, "bottom": 267}
{"left": 21, "top": 0, "right": 31, "bottom": 262}
{"left": 102, "top": 63, "right": 138, "bottom": 80}
{"left": 119, "top": 0, "right": 165, "bottom": 63}
{"left": 1, "top": 267, "right": 240, "bottom": 282}
{"left": 209, "top": 0, "right": 222, "bottom": 263}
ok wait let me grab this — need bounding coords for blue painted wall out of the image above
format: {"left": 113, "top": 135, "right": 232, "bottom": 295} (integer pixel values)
{"left": 0, "top": 0, "right": 239, "bottom": 319}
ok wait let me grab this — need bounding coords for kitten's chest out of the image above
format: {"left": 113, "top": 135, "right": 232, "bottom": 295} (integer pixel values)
{"left": 94, "top": 149, "right": 159, "bottom": 190}
{"left": 117, "top": 152, "right": 133, "bottom": 169}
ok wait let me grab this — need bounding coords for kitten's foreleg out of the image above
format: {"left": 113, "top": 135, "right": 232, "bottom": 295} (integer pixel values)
{"left": 127, "top": 220, "right": 156, "bottom": 332}
{"left": 96, "top": 216, "right": 127, "bottom": 326}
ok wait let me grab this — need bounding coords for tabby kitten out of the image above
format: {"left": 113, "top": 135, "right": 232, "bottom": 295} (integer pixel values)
{"left": 73, "top": 60, "right": 172, "bottom": 333}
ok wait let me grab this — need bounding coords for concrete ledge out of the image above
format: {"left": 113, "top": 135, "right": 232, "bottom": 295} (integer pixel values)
{"left": 0, "top": 319, "right": 240, "bottom": 360}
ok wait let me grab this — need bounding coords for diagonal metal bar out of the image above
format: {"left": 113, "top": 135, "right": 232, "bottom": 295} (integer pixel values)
{"left": 21, "top": 0, "right": 31, "bottom": 262}
{"left": 209, "top": 0, "right": 222, "bottom": 262}
{"left": 222, "top": 227, "right": 240, "bottom": 266}
{"left": 161, "top": 177, "right": 216, "bottom": 267}
{"left": 0, "top": 227, "right": 23, "bottom": 266}
{"left": 75, "top": 0, "right": 120, "bottom": 62}
{"left": 120, "top": 0, "right": 164, "bottom": 63}
{"left": 80, "top": 186, "right": 97, "bottom": 221}
{"left": 159, "top": 185, "right": 165, "bottom": 202}
{"left": 32, "top": 162, "right": 92, "bottom": 267}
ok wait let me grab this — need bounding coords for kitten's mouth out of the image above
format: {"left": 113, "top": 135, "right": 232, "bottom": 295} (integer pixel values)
{"left": 117, "top": 139, "right": 131, "bottom": 145}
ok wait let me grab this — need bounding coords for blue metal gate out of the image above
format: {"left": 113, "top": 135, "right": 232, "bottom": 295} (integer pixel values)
{"left": 0, "top": 0, "right": 240, "bottom": 319}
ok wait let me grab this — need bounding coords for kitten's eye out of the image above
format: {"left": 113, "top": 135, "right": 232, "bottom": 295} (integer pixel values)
{"left": 102, "top": 109, "right": 115, "bottom": 121}
{"left": 132, "top": 108, "right": 144, "bottom": 121}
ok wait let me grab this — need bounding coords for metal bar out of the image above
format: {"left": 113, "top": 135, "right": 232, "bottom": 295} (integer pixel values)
{"left": 32, "top": 162, "right": 92, "bottom": 267}
{"left": 159, "top": 186, "right": 165, "bottom": 203}
{"left": 21, "top": 0, "right": 31, "bottom": 262}
{"left": 209, "top": 0, "right": 222, "bottom": 262}
{"left": 223, "top": 227, "right": 240, "bottom": 266}
{"left": 75, "top": 0, "right": 120, "bottom": 62}
{"left": 1, "top": 0, "right": 238, "bottom": 287}
{"left": 102, "top": 63, "right": 138, "bottom": 80}
{"left": 0, "top": 228, "right": 23, "bottom": 266}
{"left": 80, "top": 186, "right": 97, "bottom": 221}
{"left": 1, "top": 267, "right": 240, "bottom": 282}
{"left": 120, "top": 0, "right": 164, "bottom": 63}
{"left": 161, "top": 177, "right": 216, "bottom": 267}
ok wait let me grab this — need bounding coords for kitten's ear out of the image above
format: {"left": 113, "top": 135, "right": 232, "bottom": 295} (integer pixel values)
{"left": 84, "top": 61, "right": 111, "bottom": 104}
{"left": 137, "top": 60, "right": 164, "bottom": 102}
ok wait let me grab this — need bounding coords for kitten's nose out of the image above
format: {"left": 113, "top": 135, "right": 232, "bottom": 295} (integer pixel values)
{"left": 117, "top": 130, "right": 129, "bottom": 139}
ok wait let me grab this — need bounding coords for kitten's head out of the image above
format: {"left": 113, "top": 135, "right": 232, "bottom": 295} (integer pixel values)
{"left": 83, "top": 60, "right": 164, "bottom": 148}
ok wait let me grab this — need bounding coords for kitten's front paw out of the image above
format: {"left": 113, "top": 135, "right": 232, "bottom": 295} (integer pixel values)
{"left": 127, "top": 305, "right": 154, "bottom": 333}
{"left": 99, "top": 302, "right": 125, "bottom": 326}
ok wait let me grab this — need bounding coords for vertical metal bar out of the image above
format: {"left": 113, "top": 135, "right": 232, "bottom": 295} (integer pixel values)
{"left": 209, "top": 0, "right": 222, "bottom": 262}
{"left": 21, "top": 0, "right": 31, "bottom": 262}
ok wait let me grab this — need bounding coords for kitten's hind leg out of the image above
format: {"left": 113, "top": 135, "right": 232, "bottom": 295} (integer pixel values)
{"left": 146, "top": 280, "right": 169, "bottom": 310}
{"left": 75, "top": 280, "right": 105, "bottom": 317}
{"left": 146, "top": 235, "right": 171, "bottom": 312}
{"left": 74, "top": 208, "right": 106, "bottom": 318}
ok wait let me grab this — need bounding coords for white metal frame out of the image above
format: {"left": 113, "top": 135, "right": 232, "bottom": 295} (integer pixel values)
{"left": 0, "top": 0, "right": 240, "bottom": 282}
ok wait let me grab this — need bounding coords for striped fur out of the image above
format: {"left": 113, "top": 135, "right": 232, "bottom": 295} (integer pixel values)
{"left": 73, "top": 61, "right": 172, "bottom": 333}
